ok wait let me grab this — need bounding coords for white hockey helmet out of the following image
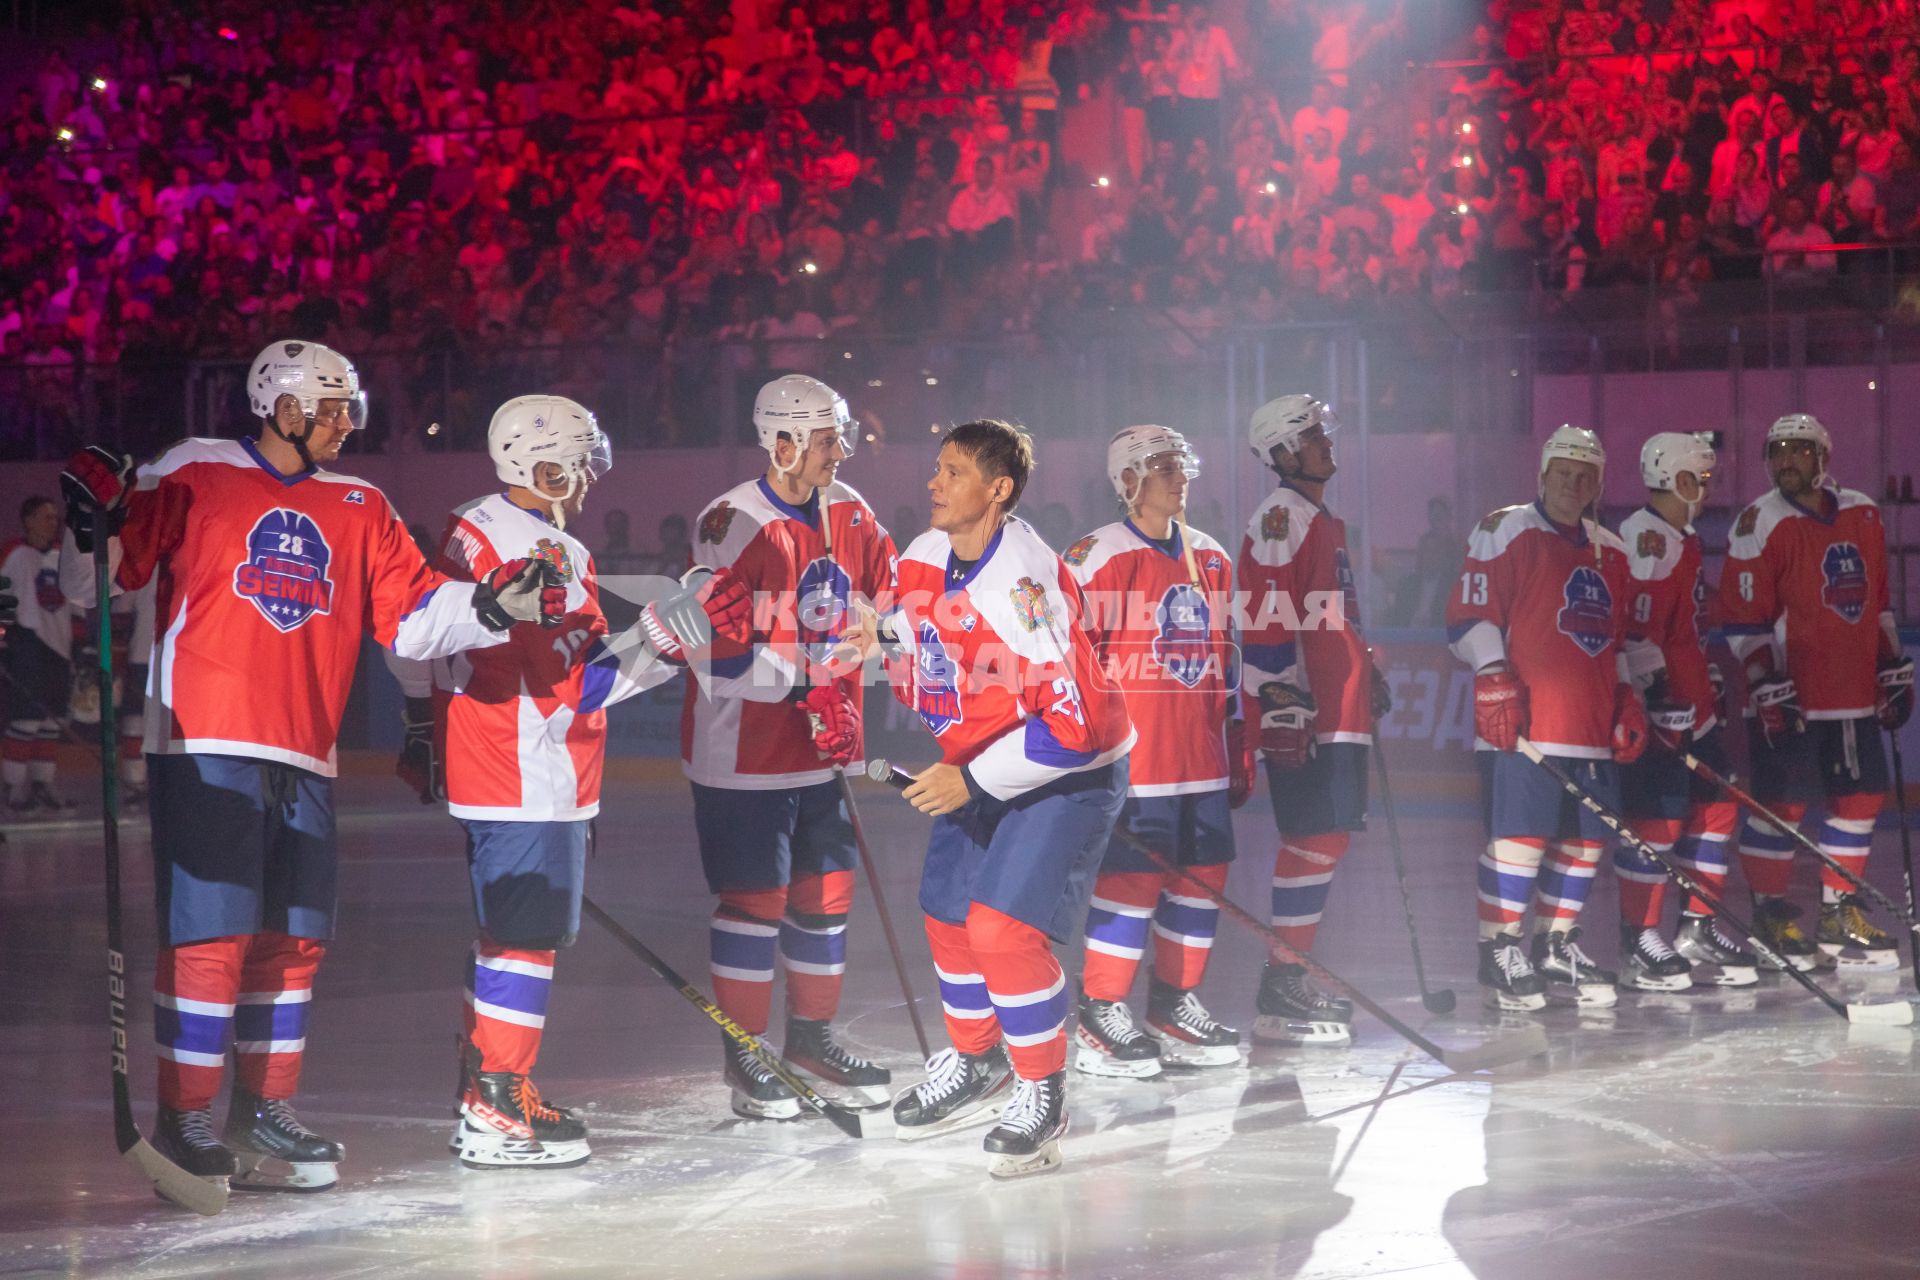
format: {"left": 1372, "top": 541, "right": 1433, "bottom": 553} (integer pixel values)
{"left": 1540, "top": 424, "right": 1605, "bottom": 491}
{"left": 248, "top": 338, "right": 365, "bottom": 429}
{"left": 1248, "top": 394, "right": 1336, "bottom": 464}
{"left": 1108, "top": 424, "right": 1199, "bottom": 508}
{"left": 754, "top": 374, "right": 855, "bottom": 475}
{"left": 1766, "top": 412, "right": 1831, "bottom": 454}
{"left": 1640, "top": 431, "right": 1717, "bottom": 490}
{"left": 488, "top": 394, "right": 610, "bottom": 527}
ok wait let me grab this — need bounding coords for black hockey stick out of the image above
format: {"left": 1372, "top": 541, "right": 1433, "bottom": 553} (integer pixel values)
{"left": 579, "top": 894, "right": 894, "bottom": 1139}
{"left": 1371, "top": 739, "right": 1455, "bottom": 1014}
{"left": 89, "top": 534, "right": 227, "bottom": 1213}
{"left": 1890, "top": 730, "right": 1919, "bottom": 977}
{"left": 1515, "top": 739, "right": 1911, "bottom": 1025}
{"left": 865, "top": 760, "right": 1548, "bottom": 1074}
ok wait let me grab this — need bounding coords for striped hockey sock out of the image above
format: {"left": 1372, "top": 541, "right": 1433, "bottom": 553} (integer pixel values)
{"left": 464, "top": 939, "right": 553, "bottom": 1077}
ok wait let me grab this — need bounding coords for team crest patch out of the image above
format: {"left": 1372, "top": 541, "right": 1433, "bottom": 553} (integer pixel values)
{"left": 1478, "top": 509, "right": 1508, "bottom": 534}
{"left": 1152, "top": 583, "right": 1212, "bottom": 688}
{"left": 1820, "top": 541, "right": 1870, "bottom": 624}
{"left": 1064, "top": 534, "right": 1097, "bottom": 566}
{"left": 1636, "top": 529, "right": 1667, "bottom": 560}
{"left": 1009, "top": 577, "right": 1055, "bottom": 632}
{"left": 234, "top": 508, "right": 335, "bottom": 632}
{"left": 531, "top": 537, "right": 575, "bottom": 583}
{"left": 1734, "top": 506, "right": 1759, "bottom": 538}
{"left": 915, "top": 621, "right": 963, "bottom": 736}
{"left": 1555, "top": 565, "right": 1614, "bottom": 658}
{"left": 698, "top": 501, "right": 737, "bottom": 545}
{"left": 1261, "top": 506, "right": 1290, "bottom": 542}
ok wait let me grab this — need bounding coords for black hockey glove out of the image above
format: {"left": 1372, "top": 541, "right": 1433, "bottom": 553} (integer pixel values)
{"left": 473, "top": 558, "right": 566, "bottom": 632}
{"left": 0, "top": 574, "right": 15, "bottom": 634}
{"left": 60, "top": 446, "right": 136, "bottom": 554}
{"left": 395, "top": 696, "right": 443, "bottom": 804}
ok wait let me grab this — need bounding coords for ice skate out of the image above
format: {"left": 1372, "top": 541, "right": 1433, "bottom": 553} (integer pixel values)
{"left": 151, "top": 1104, "right": 237, "bottom": 1200}
{"left": 225, "top": 1087, "right": 343, "bottom": 1191}
{"left": 456, "top": 1069, "right": 590, "bottom": 1169}
{"left": 782, "top": 1016, "right": 891, "bottom": 1107}
{"left": 1674, "top": 914, "right": 1760, "bottom": 987}
{"left": 893, "top": 1045, "right": 1015, "bottom": 1141}
{"left": 27, "top": 781, "right": 75, "bottom": 816}
{"left": 983, "top": 1071, "right": 1067, "bottom": 1179}
{"left": 1817, "top": 896, "right": 1901, "bottom": 973}
{"left": 1253, "top": 962, "right": 1354, "bottom": 1045}
{"left": 1751, "top": 897, "right": 1819, "bottom": 972}
{"left": 1144, "top": 978, "right": 1241, "bottom": 1067}
{"left": 1532, "top": 927, "right": 1618, "bottom": 1007}
{"left": 1073, "top": 986, "right": 1163, "bottom": 1077}
{"left": 1479, "top": 934, "right": 1547, "bottom": 1011}
{"left": 1617, "top": 925, "right": 1693, "bottom": 993}
{"left": 722, "top": 1032, "right": 802, "bottom": 1121}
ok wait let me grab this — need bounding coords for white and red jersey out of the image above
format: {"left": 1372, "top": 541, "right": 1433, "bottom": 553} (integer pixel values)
{"left": 1064, "top": 519, "right": 1232, "bottom": 796}
{"left": 683, "top": 476, "right": 896, "bottom": 790}
{"left": 1239, "top": 484, "right": 1372, "bottom": 745}
{"left": 1447, "top": 502, "right": 1632, "bottom": 758}
{"left": 886, "top": 517, "right": 1134, "bottom": 801}
{"left": 2, "top": 540, "right": 71, "bottom": 661}
{"left": 60, "top": 437, "right": 507, "bottom": 776}
{"left": 427, "top": 494, "right": 676, "bottom": 822}
{"left": 1719, "top": 485, "right": 1893, "bottom": 719}
{"left": 1617, "top": 506, "right": 1716, "bottom": 733}
{"left": 60, "top": 558, "right": 154, "bottom": 666}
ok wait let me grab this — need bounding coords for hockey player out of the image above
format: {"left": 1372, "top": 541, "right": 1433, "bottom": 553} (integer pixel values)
{"left": 1447, "top": 426, "right": 1647, "bottom": 1010}
{"left": 1238, "top": 395, "right": 1390, "bottom": 1046}
{"left": 397, "top": 396, "right": 753, "bottom": 1169}
{"left": 1065, "top": 425, "right": 1244, "bottom": 1078}
{"left": 885, "top": 419, "right": 1135, "bottom": 1179}
{"left": 1615, "top": 433, "right": 1758, "bottom": 990}
{"left": 59, "top": 339, "right": 567, "bottom": 1201}
{"left": 1719, "top": 413, "right": 1911, "bottom": 971}
{"left": 2, "top": 496, "right": 76, "bottom": 814}
{"left": 685, "top": 374, "right": 897, "bottom": 1118}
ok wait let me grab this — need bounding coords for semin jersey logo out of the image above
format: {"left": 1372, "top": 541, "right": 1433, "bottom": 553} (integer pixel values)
{"left": 914, "top": 621, "right": 963, "bottom": 736}
{"left": 1151, "top": 583, "right": 1212, "bottom": 688}
{"left": 1820, "top": 541, "right": 1869, "bottom": 624}
{"left": 235, "top": 509, "right": 335, "bottom": 632}
{"left": 1555, "top": 564, "right": 1613, "bottom": 658}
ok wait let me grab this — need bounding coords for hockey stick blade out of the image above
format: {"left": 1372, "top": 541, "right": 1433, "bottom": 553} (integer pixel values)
{"left": 1438, "top": 1022, "right": 1548, "bottom": 1072}
{"left": 1845, "top": 998, "right": 1915, "bottom": 1026}
{"left": 124, "top": 1136, "right": 228, "bottom": 1215}
{"left": 1422, "top": 990, "right": 1458, "bottom": 1015}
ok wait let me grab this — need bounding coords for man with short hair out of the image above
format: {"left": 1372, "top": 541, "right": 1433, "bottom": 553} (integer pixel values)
{"left": 1, "top": 495, "right": 73, "bottom": 814}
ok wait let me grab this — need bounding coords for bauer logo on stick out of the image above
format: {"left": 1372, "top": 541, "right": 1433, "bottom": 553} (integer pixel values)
{"left": 1821, "top": 541, "right": 1869, "bottom": 623}
{"left": 1555, "top": 564, "right": 1613, "bottom": 657}
{"left": 233, "top": 508, "right": 335, "bottom": 632}
{"left": 915, "top": 622, "right": 963, "bottom": 736}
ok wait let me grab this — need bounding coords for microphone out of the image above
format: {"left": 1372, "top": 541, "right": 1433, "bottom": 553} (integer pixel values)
{"left": 865, "top": 758, "right": 915, "bottom": 790}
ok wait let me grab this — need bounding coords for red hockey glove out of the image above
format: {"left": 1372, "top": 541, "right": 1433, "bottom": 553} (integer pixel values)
{"left": 60, "top": 445, "right": 136, "bottom": 553}
{"left": 1644, "top": 678, "right": 1696, "bottom": 753}
{"left": 1255, "top": 682, "right": 1316, "bottom": 769}
{"left": 802, "top": 685, "right": 860, "bottom": 767}
{"left": 1473, "top": 667, "right": 1527, "bottom": 752}
{"left": 641, "top": 566, "right": 752, "bottom": 663}
{"left": 394, "top": 696, "right": 443, "bottom": 804}
{"left": 1612, "top": 683, "right": 1649, "bottom": 764}
{"left": 473, "top": 558, "right": 566, "bottom": 632}
{"left": 1749, "top": 673, "right": 1805, "bottom": 748}
{"left": 1226, "top": 717, "right": 1255, "bottom": 808}
{"left": 1877, "top": 655, "right": 1915, "bottom": 731}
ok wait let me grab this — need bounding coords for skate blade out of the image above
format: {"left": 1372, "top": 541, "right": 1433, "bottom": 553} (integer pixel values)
{"left": 1618, "top": 972, "right": 1694, "bottom": 994}
{"left": 231, "top": 1152, "right": 338, "bottom": 1193}
{"left": 1250, "top": 1014, "right": 1351, "bottom": 1046}
{"left": 1692, "top": 964, "right": 1759, "bottom": 988}
{"left": 730, "top": 1092, "right": 805, "bottom": 1122}
{"left": 1146, "top": 1034, "right": 1243, "bottom": 1067}
{"left": 1480, "top": 986, "right": 1546, "bottom": 1013}
{"left": 987, "top": 1137, "right": 1063, "bottom": 1180}
{"left": 1821, "top": 944, "right": 1901, "bottom": 973}
{"left": 1071, "top": 1044, "right": 1164, "bottom": 1078}
{"left": 1546, "top": 981, "right": 1618, "bottom": 1009}
{"left": 1757, "top": 950, "right": 1818, "bottom": 973}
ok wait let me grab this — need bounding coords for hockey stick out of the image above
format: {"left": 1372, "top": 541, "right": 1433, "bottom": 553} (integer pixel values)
{"left": 1890, "top": 730, "right": 1919, "bottom": 977}
{"left": 865, "top": 760, "right": 1548, "bottom": 1073}
{"left": 579, "top": 894, "right": 894, "bottom": 1139}
{"left": 1515, "top": 738, "right": 1911, "bottom": 1025}
{"left": 89, "top": 534, "right": 227, "bottom": 1213}
{"left": 1371, "top": 738, "right": 1455, "bottom": 1014}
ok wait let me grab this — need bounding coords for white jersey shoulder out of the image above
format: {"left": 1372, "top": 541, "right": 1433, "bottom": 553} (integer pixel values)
{"left": 1617, "top": 507, "right": 1689, "bottom": 582}
{"left": 137, "top": 437, "right": 249, "bottom": 486}
{"left": 1062, "top": 520, "right": 1133, "bottom": 582}
{"left": 1242, "top": 486, "right": 1319, "bottom": 567}
{"left": 1726, "top": 486, "right": 1878, "bottom": 560}
{"left": 452, "top": 494, "right": 591, "bottom": 567}
{"left": 820, "top": 478, "right": 882, "bottom": 529}
{"left": 1586, "top": 518, "right": 1628, "bottom": 557}
{"left": 966, "top": 519, "right": 1075, "bottom": 662}
{"left": 1464, "top": 502, "right": 1538, "bottom": 561}
{"left": 691, "top": 478, "right": 785, "bottom": 569}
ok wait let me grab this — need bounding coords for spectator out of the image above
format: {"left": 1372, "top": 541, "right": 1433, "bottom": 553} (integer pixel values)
{"left": 1766, "top": 194, "right": 1837, "bottom": 279}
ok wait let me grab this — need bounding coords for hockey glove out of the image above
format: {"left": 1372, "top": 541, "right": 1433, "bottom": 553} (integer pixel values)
{"left": 60, "top": 446, "right": 136, "bottom": 554}
{"left": 0, "top": 574, "right": 15, "bottom": 633}
{"left": 1255, "top": 681, "right": 1316, "bottom": 769}
{"left": 640, "top": 566, "right": 752, "bottom": 664}
{"left": 1644, "top": 679, "right": 1697, "bottom": 754}
{"left": 1472, "top": 666, "right": 1527, "bottom": 752}
{"left": 1877, "top": 655, "right": 1915, "bottom": 731}
{"left": 395, "top": 696, "right": 443, "bottom": 804}
{"left": 1706, "top": 662, "right": 1729, "bottom": 726}
{"left": 1369, "top": 662, "right": 1393, "bottom": 722}
{"left": 801, "top": 685, "right": 861, "bottom": 767}
{"left": 1749, "top": 673, "right": 1805, "bottom": 747}
{"left": 473, "top": 558, "right": 566, "bottom": 632}
{"left": 1611, "top": 683, "right": 1649, "bottom": 764}
{"left": 1226, "top": 717, "right": 1255, "bottom": 808}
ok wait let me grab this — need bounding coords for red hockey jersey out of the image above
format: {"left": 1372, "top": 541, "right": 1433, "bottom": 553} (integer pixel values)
{"left": 886, "top": 517, "right": 1134, "bottom": 801}
{"left": 70, "top": 437, "right": 507, "bottom": 775}
{"left": 1447, "top": 502, "right": 1631, "bottom": 759}
{"left": 683, "top": 477, "right": 896, "bottom": 790}
{"left": 2, "top": 541, "right": 70, "bottom": 661}
{"left": 1239, "top": 484, "right": 1373, "bottom": 746}
{"left": 1718, "top": 485, "right": 1893, "bottom": 719}
{"left": 1618, "top": 506, "right": 1717, "bottom": 733}
{"left": 1064, "top": 519, "right": 1233, "bottom": 796}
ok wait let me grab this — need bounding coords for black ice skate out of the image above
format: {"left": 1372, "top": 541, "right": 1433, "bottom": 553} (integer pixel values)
{"left": 1617, "top": 925, "right": 1693, "bottom": 993}
{"left": 225, "top": 1086, "right": 343, "bottom": 1191}
{"left": 1253, "top": 962, "right": 1354, "bottom": 1045}
{"left": 1531, "top": 927, "right": 1618, "bottom": 1007}
{"left": 892, "top": 1044, "right": 1015, "bottom": 1142}
{"left": 1751, "top": 897, "right": 1819, "bottom": 972}
{"left": 783, "top": 1016, "right": 892, "bottom": 1107}
{"left": 456, "top": 1070, "right": 590, "bottom": 1169}
{"left": 1145, "top": 978, "right": 1241, "bottom": 1067}
{"left": 1674, "top": 913, "right": 1759, "bottom": 987}
{"left": 1817, "top": 896, "right": 1901, "bottom": 973}
{"left": 722, "top": 1032, "right": 802, "bottom": 1122}
{"left": 152, "top": 1105, "right": 238, "bottom": 1190}
{"left": 1478, "top": 934, "right": 1547, "bottom": 1012}
{"left": 1073, "top": 986, "right": 1163, "bottom": 1077}
{"left": 983, "top": 1070, "right": 1068, "bottom": 1179}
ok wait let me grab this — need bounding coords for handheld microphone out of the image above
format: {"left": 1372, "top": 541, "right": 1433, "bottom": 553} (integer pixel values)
{"left": 865, "top": 758, "right": 915, "bottom": 790}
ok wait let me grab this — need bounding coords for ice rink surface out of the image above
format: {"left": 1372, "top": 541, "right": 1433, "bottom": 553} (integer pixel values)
{"left": 4, "top": 769, "right": 1918, "bottom": 1280}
